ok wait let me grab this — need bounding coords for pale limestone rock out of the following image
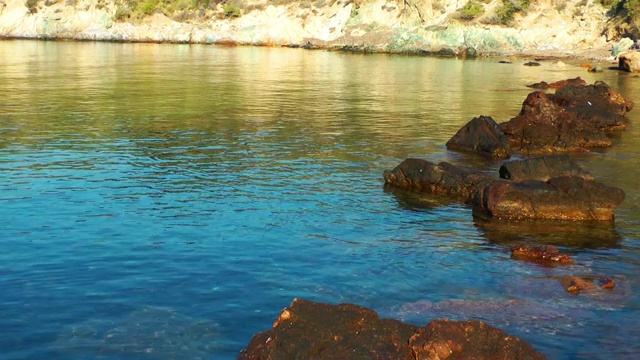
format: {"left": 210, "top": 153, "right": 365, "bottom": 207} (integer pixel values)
{"left": 618, "top": 51, "right": 640, "bottom": 72}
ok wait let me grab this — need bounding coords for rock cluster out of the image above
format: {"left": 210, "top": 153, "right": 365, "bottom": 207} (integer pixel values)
{"left": 385, "top": 79, "right": 631, "bottom": 222}
{"left": 384, "top": 155, "right": 625, "bottom": 222}
{"left": 239, "top": 298, "right": 547, "bottom": 360}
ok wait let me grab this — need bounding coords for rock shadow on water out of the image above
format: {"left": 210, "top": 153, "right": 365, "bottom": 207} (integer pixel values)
{"left": 383, "top": 185, "right": 467, "bottom": 211}
{"left": 55, "top": 306, "right": 220, "bottom": 359}
{"left": 474, "top": 218, "right": 622, "bottom": 249}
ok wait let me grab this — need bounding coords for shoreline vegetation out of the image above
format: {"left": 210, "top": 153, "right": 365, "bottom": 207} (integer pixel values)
{"left": 1, "top": 0, "right": 640, "bottom": 62}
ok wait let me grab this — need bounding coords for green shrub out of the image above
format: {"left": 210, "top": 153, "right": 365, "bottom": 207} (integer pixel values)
{"left": 496, "top": 0, "right": 518, "bottom": 25}
{"left": 140, "top": 0, "right": 158, "bottom": 15}
{"left": 114, "top": 7, "right": 132, "bottom": 21}
{"left": 223, "top": 3, "right": 241, "bottom": 17}
{"left": 458, "top": 0, "right": 485, "bottom": 20}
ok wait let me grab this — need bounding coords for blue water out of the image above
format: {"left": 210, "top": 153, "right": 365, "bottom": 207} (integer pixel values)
{"left": 1, "top": 40, "right": 639, "bottom": 359}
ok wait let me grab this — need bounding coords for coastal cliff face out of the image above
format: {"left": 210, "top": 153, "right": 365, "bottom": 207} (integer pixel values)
{"left": 0, "top": 0, "right": 626, "bottom": 57}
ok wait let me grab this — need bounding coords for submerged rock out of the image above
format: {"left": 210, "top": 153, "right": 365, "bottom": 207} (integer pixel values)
{"left": 511, "top": 245, "right": 574, "bottom": 265}
{"left": 560, "top": 276, "right": 616, "bottom": 293}
{"left": 238, "top": 298, "right": 547, "bottom": 360}
{"left": 445, "top": 115, "right": 512, "bottom": 159}
{"left": 526, "top": 77, "right": 587, "bottom": 89}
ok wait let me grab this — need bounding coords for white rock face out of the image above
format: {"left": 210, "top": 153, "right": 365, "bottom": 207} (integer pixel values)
{"left": 0, "top": 0, "right": 614, "bottom": 57}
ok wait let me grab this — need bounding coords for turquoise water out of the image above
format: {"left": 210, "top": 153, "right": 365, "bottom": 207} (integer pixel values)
{"left": 1, "top": 40, "right": 639, "bottom": 359}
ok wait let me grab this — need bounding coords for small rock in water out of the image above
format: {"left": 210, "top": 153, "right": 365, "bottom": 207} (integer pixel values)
{"left": 560, "top": 276, "right": 616, "bottom": 293}
{"left": 511, "top": 245, "right": 574, "bottom": 265}
{"left": 524, "top": 61, "right": 541, "bottom": 66}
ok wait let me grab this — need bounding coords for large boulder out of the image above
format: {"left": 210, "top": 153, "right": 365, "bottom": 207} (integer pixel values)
{"left": 472, "top": 175, "right": 625, "bottom": 221}
{"left": 618, "top": 51, "right": 640, "bottom": 72}
{"left": 550, "top": 81, "right": 633, "bottom": 117}
{"left": 499, "top": 91, "right": 618, "bottom": 154}
{"left": 445, "top": 115, "right": 512, "bottom": 159}
{"left": 238, "top": 298, "right": 547, "bottom": 360}
{"left": 382, "top": 158, "right": 498, "bottom": 201}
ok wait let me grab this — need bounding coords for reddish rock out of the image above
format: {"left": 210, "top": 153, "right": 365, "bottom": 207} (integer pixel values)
{"left": 561, "top": 276, "right": 597, "bottom": 292}
{"left": 409, "top": 319, "right": 547, "bottom": 360}
{"left": 446, "top": 115, "right": 512, "bottom": 159}
{"left": 550, "top": 80, "right": 633, "bottom": 117}
{"left": 238, "top": 298, "right": 547, "bottom": 360}
{"left": 238, "top": 298, "right": 417, "bottom": 360}
{"left": 500, "top": 91, "right": 617, "bottom": 154}
{"left": 511, "top": 245, "right": 574, "bottom": 265}
{"left": 473, "top": 175, "right": 625, "bottom": 221}
{"left": 526, "top": 77, "right": 587, "bottom": 89}
{"left": 597, "top": 278, "right": 616, "bottom": 289}
{"left": 560, "top": 276, "right": 617, "bottom": 293}
{"left": 500, "top": 80, "right": 632, "bottom": 155}
{"left": 383, "top": 158, "right": 498, "bottom": 201}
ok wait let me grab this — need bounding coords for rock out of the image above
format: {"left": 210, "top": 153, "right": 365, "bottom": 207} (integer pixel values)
{"left": 618, "top": 51, "right": 640, "bottom": 72}
{"left": 385, "top": 155, "right": 625, "bottom": 222}
{"left": 560, "top": 276, "right": 616, "bottom": 293}
{"left": 238, "top": 298, "right": 547, "bottom": 360}
{"left": 523, "top": 61, "right": 541, "bottom": 66}
{"left": 473, "top": 175, "right": 625, "bottom": 221}
{"left": 511, "top": 245, "right": 574, "bottom": 265}
{"left": 238, "top": 298, "right": 417, "bottom": 360}
{"left": 499, "top": 155, "right": 592, "bottom": 182}
{"left": 526, "top": 76, "right": 586, "bottom": 89}
{"left": 445, "top": 115, "right": 512, "bottom": 159}
{"left": 383, "top": 158, "right": 498, "bottom": 201}
{"left": 612, "top": 37, "right": 634, "bottom": 58}
{"left": 498, "top": 87, "right": 626, "bottom": 154}
{"left": 588, "top": 65, "right": 603, "bottom": 72}
{"left": 409, "top": 319, "right": 547, "bottom": 360}
{"left": 551, "top": 80, "right": 633, "bottom": 116}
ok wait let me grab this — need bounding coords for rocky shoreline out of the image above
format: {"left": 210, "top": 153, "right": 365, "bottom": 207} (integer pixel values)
{"left": 0, "top": 0, "right": 635, "bottom": 62}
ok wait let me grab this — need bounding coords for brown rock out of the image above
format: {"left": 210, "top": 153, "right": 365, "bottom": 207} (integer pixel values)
{"left": 239, "top": 299, "right": 547, "bottom": 360}
{"left": 383, "top": 158, "right": 498, "bottom": 201}
{"left": 446, "top": 115, "right": 512, "bottom": 159}
{"left": 526, "top": 77, "right": 586, "bottom": 89}
{"left": 499, "top": 155, "right": 593, "bottom": 182}
{"left": 560, "top": 276, "right": 617, "bottom": 293}
{"left": 409, "top": 319, "right": 547, "bottom": 360}
{"left": 597, "top": 278, "right": 616, "bottom": 289}
{"left": 473, "top": 176, "right": 625, "bottom": 221}
{"left": 499, "top": 89, "right": 624, "bottom": 154}
{"left": 238, "top": 298, "right": 417, "bottom": 360}
{"left": 561, "top": 276, "right": 597, "bottom": 292}
{"left": 511, "top": 245, "right": 574, "bottom": 265}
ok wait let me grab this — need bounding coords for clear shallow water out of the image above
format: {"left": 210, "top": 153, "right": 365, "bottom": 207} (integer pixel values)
{"left": 1, "top": 40, "right": 639, "bottom": 359}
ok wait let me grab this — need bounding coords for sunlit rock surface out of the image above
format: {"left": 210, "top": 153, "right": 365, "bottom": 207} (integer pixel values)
{"left": 238, "top": 298, "right": 547, "bottom": 360}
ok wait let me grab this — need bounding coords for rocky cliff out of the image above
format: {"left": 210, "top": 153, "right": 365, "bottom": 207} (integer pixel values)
{"left": 0, "top": 0, "right": 630, "bottom": 58}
